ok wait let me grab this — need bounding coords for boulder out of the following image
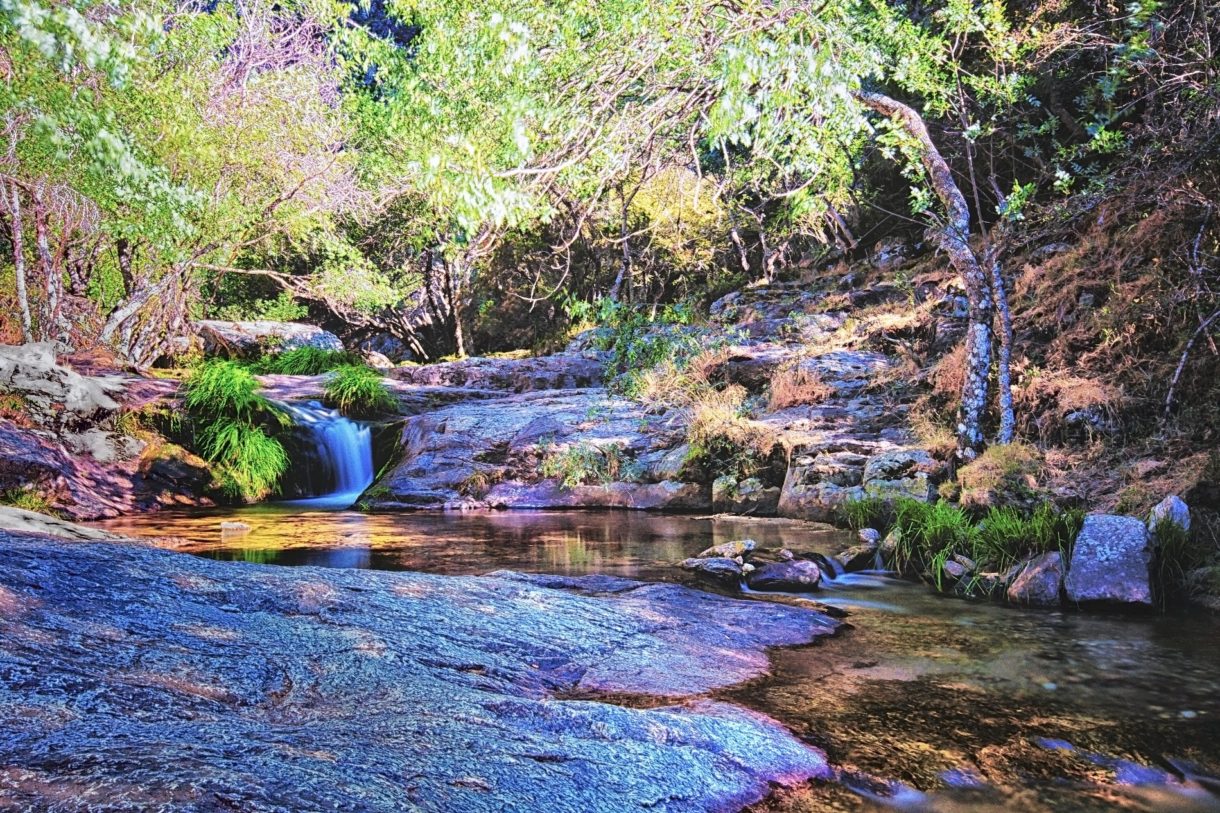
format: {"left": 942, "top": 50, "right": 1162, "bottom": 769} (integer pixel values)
{"left": 1148, "top": 495, "right": 1190, "bottom": 534}
{"left": 834, "top": 541, "right": 879, "bottom": 573}
{"left": 1064, "top": 514, "right": 1154, "bottom": 606}
{"left": 696, "top": 539, "right": 757, "bottom": 560}
{"left": 0, "top": 531, "right": 840, "bottom": 813}
{"left": 712, "top": 476, "right": 781, "bottom": 516}
{"left": 746, "top": 560, "right": 822, "bottom": 592}
{"left": 0, "top": 506, "right": 123, "bottom": 541}
{"left": 862, "top": 448, "right": 936, "bottom": 503}
{"left": 0, "top": 342, "right": 122, "bottom": 428}
{"left": 196, "top": 320, "right": 344, "bottom": 357}
{"left": 1006, "top": 552, "right": 1064, "bottom": 608}
{"left": 680, "top": 556, "right": 744, "bottom": 587}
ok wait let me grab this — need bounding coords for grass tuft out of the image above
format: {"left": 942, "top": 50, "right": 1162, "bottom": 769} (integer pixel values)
{"left": 323, "top": 365, "right": 396, "bottom": 417}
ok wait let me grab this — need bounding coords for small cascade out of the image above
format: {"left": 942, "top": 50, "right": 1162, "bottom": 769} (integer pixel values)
{"left": 275, "top": 401, "right": 374, "bottom": 510}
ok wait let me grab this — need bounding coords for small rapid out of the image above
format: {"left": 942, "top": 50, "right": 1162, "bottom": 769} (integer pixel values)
{"left": 275, "top": 400, "right": 374, "bottom": 510}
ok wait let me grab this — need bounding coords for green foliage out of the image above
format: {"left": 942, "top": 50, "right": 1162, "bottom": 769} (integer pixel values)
{"left": 215, "top": 292, "right": 309, "bottom": 323}
{"left": 182, "top": 360, "right": 288, "bottom": 502}
{"left": 256, "top": 347, "right": 360, "bottom": 376}
{"left": 851, "top": 497, "right": 1085, "bottom": 592}
{"left": 0, "top": 486, "right": 58, "bottom": 516}
{"left": 1152, "top": 519, "right": 1208, "bottom": 609}
{"left": 323, "top": 365, "right": 395, "bottom": 417}
{"left": 540, "top": 442, "right": 641, "bottom": 489}
{"left": 837, "top": 498, "right": 895, "bottom": 533}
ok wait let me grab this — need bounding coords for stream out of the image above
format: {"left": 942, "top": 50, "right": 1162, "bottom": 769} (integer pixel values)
{"left": 95, "top": 508, "right": 1220, "bottom": 813}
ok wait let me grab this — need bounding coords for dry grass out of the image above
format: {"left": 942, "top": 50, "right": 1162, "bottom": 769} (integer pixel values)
{"left": 767, "top": 361, "right": 834, "bottom": 411}
{"left": 632, "top": 347, "right": 730, "bottom": 412}
{"left": 951, "top": 442, "right": 1045, "bottom": 511}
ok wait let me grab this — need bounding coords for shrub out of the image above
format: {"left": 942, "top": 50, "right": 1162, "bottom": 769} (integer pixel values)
{"left": 257, "top": 347, "right": 360, "bottom": 376}
{"left": 182, "top": 360, "right": 289, "bottom": 502}
{"left": 0, "top": 486, "right": 58, "bottom": 516}
{"left": 541, "top": 442, "right": 641, "bottom": 488}
{"left": 324, "top": 365, "right": 396, "bottom": 417}
{"left": 768, "top": 361, "right": 834, "bottom": 411}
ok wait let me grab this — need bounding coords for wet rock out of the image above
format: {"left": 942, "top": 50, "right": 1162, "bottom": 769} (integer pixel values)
{"left": 1148, "top": 495, "right": 1190, "bottom": 533}
{"left": 746, "top": 560, "right": 822, "bottom": 592}
{"left": 1006, "top": 552, "right": 1064, "bottom": 608}
{"left": 680, "top": 556, "right": 744, "bottom": 587}
{"left": 835, "top": 542, "right": 878, "bottom": 573}
{"left": 1065, "top": 514, "right": 1154, "bottom": 606}
{"left": 697, "top": 538, "right": 757, "bottom": 559}
{"left": 939, "top": 560, "right": 969, "bottom": 581}
{"left": 858, "top": 528, "right": 881, "bottom": 545}
{"left": 196, "top": 320, "right": 344, "bottom": 357}
{"left": 0, "top": 531, "right": 839, "bottom": 813}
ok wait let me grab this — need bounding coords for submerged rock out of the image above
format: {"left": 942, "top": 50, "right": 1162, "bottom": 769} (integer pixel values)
{"left": 0, "top": 531, "right": 839, "bottom": 812}
{"left": 1065, "top": 514, "right": 1154, "bottom": 606}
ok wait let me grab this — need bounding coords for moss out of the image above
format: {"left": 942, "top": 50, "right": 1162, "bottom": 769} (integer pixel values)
{"left": 956, "top": 442, "right": 1045, "bottom": 511}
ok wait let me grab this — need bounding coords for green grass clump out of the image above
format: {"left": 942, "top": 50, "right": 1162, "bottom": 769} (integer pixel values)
{"left": 0, "top": 486, "right": 59, "bottom": 516}
{"left": 256, "top": 347, "right": 360, "bottom": 376}
{"left": 324, "top": 365, "right": 396, "bottom": 417}
{"left": 837, "top": 497, "right": 896, "bottom": 533}
{"left": 540, "top": 442, "right": 641, "bottom": 488}
{"left": 183, "top": 360, "right": 289, "bottom": 502}
{"left": 1151, "top": 519, "right": 1208, "bottom": 608}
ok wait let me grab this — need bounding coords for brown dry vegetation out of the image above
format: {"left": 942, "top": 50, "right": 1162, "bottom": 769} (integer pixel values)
{"left": 768, "top": 361, "right": 834, "bottom": 411}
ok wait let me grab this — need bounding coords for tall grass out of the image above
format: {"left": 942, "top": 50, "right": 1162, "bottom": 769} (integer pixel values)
{"left": 324, "top": 365, "right": 396, "bottom": 417}
{"left": 842, "top": 496, "right": 1086, "bottom": 591}
{"left": 256, "top": 347, "right": 360, "bottom": 376}
{"left": 183, "top": 360, "right": 289, "bottom": 502}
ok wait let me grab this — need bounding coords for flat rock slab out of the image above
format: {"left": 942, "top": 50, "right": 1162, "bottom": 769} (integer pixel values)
{"left": 0, "top": 531, "right": 839, "bottom": 812}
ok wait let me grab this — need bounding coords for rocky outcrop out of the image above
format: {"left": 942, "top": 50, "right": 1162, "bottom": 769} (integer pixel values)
{"left": 388, "top": 351, "right": 606, "bottom": 392}
{"left": 368, "top": 388, "right": 703, "bottom": 511}
{"left": 0, "top": 530, "right": 839, "bottom": 812}
{"left": 1065, "top": 514, "right": 1155, "bottom": 606}
{"left": 778, "top": 445, "right": 938, "bottom": 522}
{"left": 196, "top": 320, "right": 345, "bottom": 357}
{"left": 0, "top": 342, "right": 123, "bottom": 428}
{"left": 1006, "top": 552, "right": 1064, "bottom": 608}
{"left": 0, "top": 344, "right": 213, "bottom": 519}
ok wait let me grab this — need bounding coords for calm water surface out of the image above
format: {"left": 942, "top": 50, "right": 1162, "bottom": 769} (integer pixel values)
{"left": 95, "top": 508, "right": 1220, "bottom": 813}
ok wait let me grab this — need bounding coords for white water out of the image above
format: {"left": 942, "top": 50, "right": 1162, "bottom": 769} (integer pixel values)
{"left": 276, "top": 401, "right": 374, "bottom": 510}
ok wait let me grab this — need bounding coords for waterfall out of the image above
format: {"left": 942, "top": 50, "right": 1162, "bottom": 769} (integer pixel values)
{"left": 275, "top": 401, "right": 374, "bottom": 510}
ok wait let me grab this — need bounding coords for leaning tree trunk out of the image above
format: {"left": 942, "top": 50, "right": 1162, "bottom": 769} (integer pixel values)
{"left": 856, "top": 91, "right": 994, "bottom": 460}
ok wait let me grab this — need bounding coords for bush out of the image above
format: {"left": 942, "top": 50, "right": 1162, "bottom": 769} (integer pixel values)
{"left": 540, "top": 442, "right": 641, "bottom": 488}
{"left": 257, "top": 347, "right": 360, "bottom": 376}
{"left": 323, "top": 365, "right": 396, "bottom": 417}
{"left": 182, "top": 360, "right": 289, "bottom": 502}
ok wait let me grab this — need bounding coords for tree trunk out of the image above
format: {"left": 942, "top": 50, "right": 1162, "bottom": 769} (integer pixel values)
{"left": 31, "top": 184, "right": 64, "bottom": 343}
{"left": 987, "top": 249, "right": 1015, "bottom": 443}
{"left": 4, "top": 182, "right": 33, "bottom": 343}
{"left": 856, "top": 90, "right": 993, "bottom": 460}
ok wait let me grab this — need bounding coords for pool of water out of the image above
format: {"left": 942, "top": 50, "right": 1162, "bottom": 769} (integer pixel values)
{"left": 95, "top": 508, "right": 1220, "bottom": 812}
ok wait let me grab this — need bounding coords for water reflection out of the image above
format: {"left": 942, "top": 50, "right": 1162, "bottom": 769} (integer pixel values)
{"left": 94, "top": 508, "right": 1220, "bottom": 812}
